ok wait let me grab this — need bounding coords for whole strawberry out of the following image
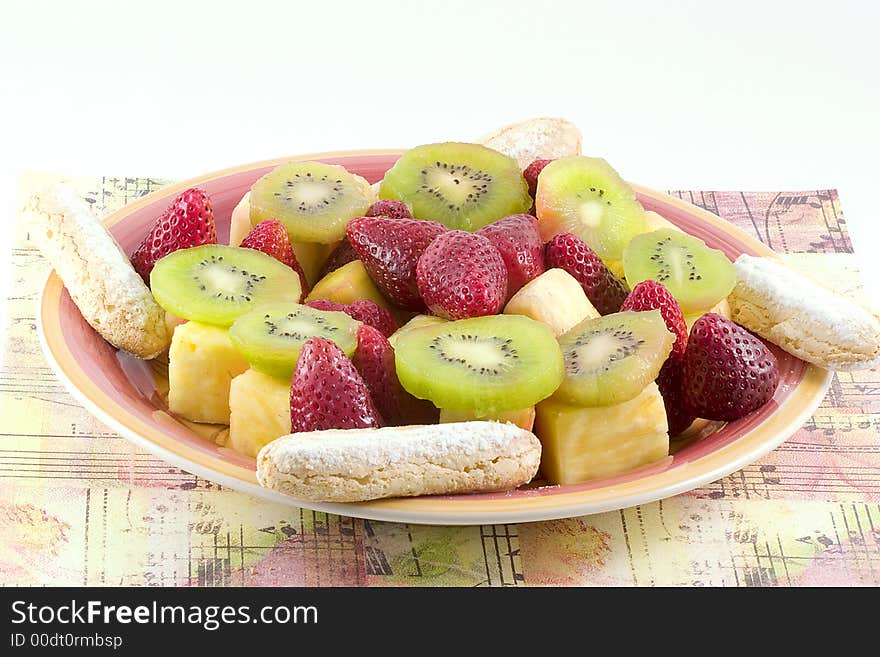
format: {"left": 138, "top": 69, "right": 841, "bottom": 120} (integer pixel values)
{"left": 621, "top": 280, "right": 688, "bottom": 358}
{"left": 683, "top": 313, "right": 779, "bottom": 421}
{"left": 240, "top": 218, "right": 309, "bottom": 293}
{"left": 417, "top": 230, "right": 507, "bottom": 320}
{"left": 544, "top": 232, "right": 628, "bottom": 315}
{"left": 130, "top": 187, "right": 217, "bottom": 283}
{"left": 477, "top": 214, "right": 546, "bottom": 298}
{"left": 523, "top": 159, "right": 553, "bottom": 198}
{"left": 352, "top": 324, "right": 403, "bottom": 424}
{"left": 306, "top": 298, "right": 398, "bottom": 337}
{"left": 346, "top": 216, "right": 447, "bottom": 311}
{"left": 365, "top": 199, "right": 412, "bottom": 219}
{"left": 319, "top": 238, "right": 359, "bottom": 278}
{"left": 290, "top": 337, "right": 383, "bottom": 432}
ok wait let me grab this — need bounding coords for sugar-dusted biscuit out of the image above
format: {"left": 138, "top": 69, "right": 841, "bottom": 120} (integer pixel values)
{"left": 256, "top": 421, "right": 541, "bottom": 503}
{"left": 728, "top": 254, "right": 880, "bottom": 371}
{"left": 23, "top": 183, "right": 170, "bottom": 359}
{"left": 477, "top": 117, "right": 582, "bottom": 168}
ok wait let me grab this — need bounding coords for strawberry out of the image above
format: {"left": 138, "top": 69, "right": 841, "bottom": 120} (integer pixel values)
{"left": 306, "top": 298, "right": 398, "bottom": 337}
{"left": 683, "top": 313, "right": 779, "bottom": 422}
{"left": 523, "top": 159, "right": 553, "bottom": 198}
{"left": 130, "top": 187, "right": 217, "bottom": 283}
{"left": 416, "top": 230, "right": 507, "bottom": 320}
{"left": 544, "top": 232, "right": 627, "bottom": 315}
{"left": 620, "top": 280, "right": 688, "bottom": 358}
{"left": 657, "top": 357, "right": 695, "bottom": 437}
{"left": 319, "top": 238, "right": 359, "bottom": 278}
{"left": 240, "top": 218, "right": 309, "bottom": 293}
{"left": 352, "top": 324, "right": 438, "bottom": 426}
{"left": 365, "top": 199, "right": 412, "bottom": 219}
{"left": 290, "top": 337, "right": 383, "bottom": 432}
{"left": 476, "top": 214, "right": 546, "bottom": 298}
{"left": 346, "top": 216, "right": 447, "bottom": 311}
{"left": 352, "top": 324, "right": 403, "bottom": 424}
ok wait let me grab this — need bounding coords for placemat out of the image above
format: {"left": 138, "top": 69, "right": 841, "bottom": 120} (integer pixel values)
{"left": 2, "top": 173, "right": 878, "bottom": 587}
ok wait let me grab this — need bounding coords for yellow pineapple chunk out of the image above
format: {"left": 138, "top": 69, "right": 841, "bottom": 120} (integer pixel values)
{"left": 228, "top": 369, "right": 292, "bottom": 457}
{"left": 228, "top": 191, "right": 252, "bottom": 247}
{"left": 684, "top": 297, "right": 731, "bottom": 332}
{"left": 439, "top": 406, "right": 536, "bottom": 431}
{"left": 388, "top": 314, "right": 447, "bottom": 348}
{"left": 291, "top": 240, "right": 337, "bottom": 287}
{"left": 504, "top": 268, "right": 599, "bottom": 336}
{"left": 535, "top": 382, "right": 668, "bottom": 484}
{"left": 306, "top": 260, "right": 388, "bottom": 307}
{"left": 168, "top": 322, "right": 249, "bottom": 424}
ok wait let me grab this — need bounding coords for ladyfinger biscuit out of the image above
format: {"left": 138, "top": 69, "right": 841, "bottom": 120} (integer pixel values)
{"left": 256, "top": 421, "right": 542, "bottom": 503}
{"left": 728, "top": 254, "right": 880, "bottom": 371}
{"left": 23, "top": 183, "right": 171, "bottom": 359}
{"left": 477, "top": 117, "right": 582, "bottom": 169}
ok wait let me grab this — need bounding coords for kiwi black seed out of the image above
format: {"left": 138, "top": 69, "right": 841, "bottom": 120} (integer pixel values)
{"left": 378, "top": 142, "right": 532, "bottom": 232}
{"left": 556, "top": 310, "right": 674, "bottom": 407}
{"left": 393, "top": 315, "right": 563, "bottom": 415}
{"left": 150, "top": 245, "right": 302, "bottom": 327}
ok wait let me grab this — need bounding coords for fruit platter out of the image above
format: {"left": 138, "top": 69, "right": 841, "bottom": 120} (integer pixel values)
{"left": 31, "top": 119, "right": 879, "bottom": 524}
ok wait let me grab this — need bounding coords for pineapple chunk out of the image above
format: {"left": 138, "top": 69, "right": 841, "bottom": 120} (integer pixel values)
{"left": 644, "top": 210, "right": 683, "bottom": 234}
{"left": 229, "top": 369, "right": 292, "bottom": 458}
{"left": 306, "top": 260, "right": 389, "bottom": 308}
{"left": 388, "top": 314, "right": 447, "bottom": 348}
{"left": 439, "top": 406, "right": 536, "bottom": 431}
{"left": 684, "top": 297, "right": 731, "bottom": 332}
{"left": 290, "top": 240, "right": 337, "bottom": 287}
{"left": 228, "top": 191, "right": 252, "bottom": 247}
{"left": 168, "top": 322, "right": 249, "bottom": 424}
{"left": 535, "top": 382, "right": 668, "bottom": 484}
{"left": 504, "top": 268, "right": 599, "bottom": 336}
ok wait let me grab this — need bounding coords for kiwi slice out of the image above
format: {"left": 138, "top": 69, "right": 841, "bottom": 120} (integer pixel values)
{"left": 229, "top": 303, "right": 360, "bottom": 378}
{"left": 535, "top": 156, "right": 647, "bottom": 261}
{"left": 622, "top": 229, "right": 736, "bottom": 314}
{"left": 393, "top": 315, "right": 563, "bottom": 415}
{"left": 378, "top": 142, "right": 532, "bottom": 231}
{"left": 249, "top": 161, "right": 374, "bottom": 243}
{"left": 556, "top": 310, "right": 674, "bottom": 407}
{"left": 150, "top": 245, "right": 302, "bottom": 327}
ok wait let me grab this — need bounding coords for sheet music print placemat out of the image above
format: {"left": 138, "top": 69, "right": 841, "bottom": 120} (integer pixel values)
{"left": 2, "top": 173, "right": 878, "bottom": 587}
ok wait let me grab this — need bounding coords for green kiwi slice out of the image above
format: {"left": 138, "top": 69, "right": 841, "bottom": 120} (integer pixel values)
{"left": 622, "top": 229, "right": 736, "bottom": 314}
{"left": 393, "top": 315, "right": 563, "bottom": 415}
{"left": 535, "top": 156, "right": 647, "bottom": 260}
{"left": 150, "top": 245, "right": 302, "bottom": 327}
{"left": 556, "top": 310, "right": 674, "bottom": 407}
{"left": 229, "top": 303, "right": 360, "bottom": 378}
{"left": 249, "top": 161, "right": 374, "bottom": 243}
{"left": 378, "top": 142, "right": 532, "bottom": 231}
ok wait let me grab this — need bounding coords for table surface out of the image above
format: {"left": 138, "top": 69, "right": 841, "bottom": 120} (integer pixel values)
{"left": 2, "top": 172, "right": 879, "bottom": 587}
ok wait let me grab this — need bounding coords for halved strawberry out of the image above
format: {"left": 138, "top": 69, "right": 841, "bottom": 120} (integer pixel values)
{"left": 290, "top": 337, "right": 383, "bottom": 432}
{"left": 416, "top": 230, "right": 507, "bottom": 319}
{"left": 683, "top": 314, "right": 779, "bottom": 421}
{"left": 240, "top": 218, "right": 309, "bottom": 293}
{"left": 346, "top": 216, "right": 447, "bottom": 310}
{"left": 544, "top": 232, "right": 627, "bottom": 315}
{"left": 130, "top": 187, "right": 217, "bottom": 283}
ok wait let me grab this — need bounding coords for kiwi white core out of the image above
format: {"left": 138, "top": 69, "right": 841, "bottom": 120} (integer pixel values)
{"left": 422, "top": 165, "right": 490, "bottom": 210}
{"left": 430, "top": 335, "right": 516, "bottom": 376}
{"left": 198, "top": 259, "right": 264, "bottom": 302}
{"left": 577, "top": 199, "right": 604, "bottom": 228}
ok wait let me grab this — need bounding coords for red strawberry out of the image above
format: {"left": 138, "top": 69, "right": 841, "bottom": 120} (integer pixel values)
{"left": 683, "top": 314, "right": 779, "bottom": 421}
{"left": 657, "top": 357, "right": 695, "bottom": 437}
{"left": 523, "top": 159, "right": 553, "bottom": 198}
{"left": 306, "top": 298, "right": 398, "bottom": 337}
{"left": 290, "top": 337, "right": 383, "bottom": 432}
{"left": 620, "top": 280, "right": 688, "bottom": 358}
{"left": 130, "top": 187, "right": 217, "bottom": 283}
{"left": 240, "top": 218, "right": 309, "bottom": 293}
{"left": 544, "top": 232, "right": 628, "bottom": 315}
{"left": 352, "top": 324, "right": 402, "bottom": 424}
{"left": 346, "top": 216, "right": 447, "bottom": 311}
{"left": 365, "top": 199, "right": 412, "bottom": 219}
{"left": 416, "top": 230, "right": 507, "bottom": 320}
{"left": 352, "top": 324, "right": 438, "bottom": 426}
{"left": 476, "top": 214, "right": 546, "bottom": 298}
{"left": 319, "top": 238, "right": 359, "bottom": 278}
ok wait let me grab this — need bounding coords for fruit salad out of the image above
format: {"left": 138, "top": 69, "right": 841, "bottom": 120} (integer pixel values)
{"left": 29, "top": 118, "right": 880, "bottom": 504}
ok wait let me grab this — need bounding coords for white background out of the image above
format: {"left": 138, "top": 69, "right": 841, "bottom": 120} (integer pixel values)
{"left": 1, "top": 0, "right": 878, "bottom": 312}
